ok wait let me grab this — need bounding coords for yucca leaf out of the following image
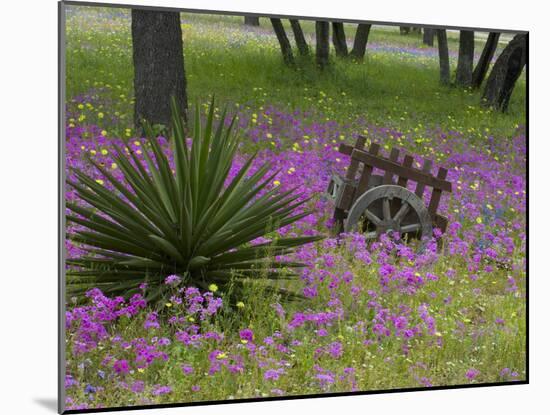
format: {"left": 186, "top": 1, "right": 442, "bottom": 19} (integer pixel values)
{"left": 209, "top": 236, "right": 322, "bottom": 265}
{"left": 66, "top": 97, "right": 323, "bottom": 302}
{"left": 188, "top": 256, "right": 211, "bottom": 270}
{"left": 67, "top": 177, "right": 160, "bottom": 237}
{"left": 147, "top": 234, "right": 185, "bottom": 263}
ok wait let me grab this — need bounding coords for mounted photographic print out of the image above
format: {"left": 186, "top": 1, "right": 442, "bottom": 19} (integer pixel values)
{"left": 59, "top": 1, "right": 528, "bottom": 412}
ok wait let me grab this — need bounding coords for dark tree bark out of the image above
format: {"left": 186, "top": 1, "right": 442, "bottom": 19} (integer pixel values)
{"left": 436, "top": 29, "right": 450, "bottom": 85}
{"left": 316, "top": 21, "right": 330, "bottom": 69}
{"left": 482, "top": 34, "right": 527, "bottom": 112}
{"left": 131, "top": 9, "right": 187, "bottom": 128}
{"left": 456, "top": 30, "right": 475, "bottom": 87}
{"left": 289, "top": 19, "right": 309, "bottom": 56}
{"left": 350, "top": 23, "right": 372, "bottom": 60}
{"left": 270, "top": 18, "right": 295, "bottom": 65}
{"left": 244, "top": 16, "right": 260, "bottom": 26}
{"left": 423, "top": 27, "right": 434, "bottom": 46}
{"left": 472, "top": 32, "right": 500, "bottom": 89}
{"left": 332, "top": 22, "right": 348, "bottom": 57}
{"left": 400, "top": 26, "right": 411, "bottom": 35}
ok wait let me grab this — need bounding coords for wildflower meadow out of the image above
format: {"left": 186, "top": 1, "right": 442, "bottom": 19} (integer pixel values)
{"left": 63, "top": 6, "right": 526, "bottom": 411}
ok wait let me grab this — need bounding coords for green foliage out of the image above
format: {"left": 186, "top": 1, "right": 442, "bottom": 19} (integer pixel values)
{"left": 66, "top": 98, "right": 322, "bottom": 300}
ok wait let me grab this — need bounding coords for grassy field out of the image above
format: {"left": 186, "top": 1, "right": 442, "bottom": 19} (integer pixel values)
{"left": 63, "top": 6, "right": 526, "bottom": 411}
{"left": 65, "top": 8, "right": 525, "bottom": 141}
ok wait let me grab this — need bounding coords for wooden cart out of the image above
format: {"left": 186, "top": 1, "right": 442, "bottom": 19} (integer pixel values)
{"left": 326, "top": 135, "right": 452, "bottom": 250}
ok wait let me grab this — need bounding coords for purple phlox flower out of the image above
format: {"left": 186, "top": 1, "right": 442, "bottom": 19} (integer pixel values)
{"left": 465, "top": 368, "right": 480, "bottom": 380}
{"left": 131, "top": 381, "right": 145, "bottom": 394}
{"left": 152, "top": 385, "right": 172, "bottom": 396}
{"left": 239, "top": 328, "right": 254, "bottom": 343}
{"left": 65, "top": 374, "right": 79, "bottom": 389}
{"left": 181, "top": 364, "right": 194, "bottom": 375}
{"left": 327, "top": 341, "right": 343, "bottom": 359}
{"left": 113, "top": 359, "right": 129, "bottom": 375}
{"left": 264, "top": 368, "right": 285, "bottom": 380}
{"left": 164, "top": 274, "right": 182, "bottom": 286}
{"left": 144, "top": 312, "right": 160, "bottom": 330}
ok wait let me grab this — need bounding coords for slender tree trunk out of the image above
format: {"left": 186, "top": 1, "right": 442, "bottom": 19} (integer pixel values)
{"left": 482, "top": 34, "right": 527, "bottom": 112}
{"left": 244, "top": 16, "right": 260, "bottom": 26}
{"left": 436, "top": 29, "right": 450, "bottom": 85}
{"left": 332, "top": 22, "right": 348, "bottom": 57}
{"left": 423, "top": 27, "right": 434, "bottom": 46}
{"left": 316, "top": 21, "right": 330, "bottom": 69}
{"left": 350, "top": 23, "right": 372, "bottom": 60}
{"left": 270, "top": 18, "right": 294, "bottom": 65}
{"left": 472, "top": 32, "right": 500, "bottom": 89}
{"left": 456, "top": 30, "right": 475, "bottom": 87}
{"left": 289, "top": 19, "right": 309, "bottom": 56}
{"left": 131, "top": 9, "right": 187, "bottom": 128}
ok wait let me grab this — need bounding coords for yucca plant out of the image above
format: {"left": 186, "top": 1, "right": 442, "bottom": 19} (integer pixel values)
{"left": 66, "top": 98, "right": 322, "bottom": 302}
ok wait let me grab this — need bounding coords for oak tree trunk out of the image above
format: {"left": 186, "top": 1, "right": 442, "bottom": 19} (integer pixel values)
{"left": 244, "top": 16, "right": 260, "bottom": 26}
{"left": 482, "top": 34, "right": 527, "bottom": 112}
{"left": 132, "top": 9, "right": 187, "bottom": 128}
{"left": 436, "top": 29, "right": 450, "bottom": 85}
{"left": 400, "top": 26, "right": 410, "bottom": 35}
{"left": 332, "top": 22, "right": 348, "bottom": 57}
{"left": 423, "top": 27, "right": 434, "bottom": 46}
{"left": 350, "top": 24, "right": 372, "bottom": 60}
{"left": 270, "top": 18, "right": 295, "bottom": 65}
{"left": 289, "top": 19, "right": 309, "bottom": 56}
{"left": 316, "top": 21, "right": 330, "bottom": 69}
{"left": 456, "top": 30, "right": 475, "bottom": 87}
{"left": 472, "top": 32, "right": 500, "bottom": 89}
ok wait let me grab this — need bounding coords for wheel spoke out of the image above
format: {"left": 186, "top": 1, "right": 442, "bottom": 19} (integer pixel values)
{"left": 382, "top": 198, "right": 391, "bottom": 220}
{"left": 393, "top": 202, "right": 410, "bottom": 223}
{"left": 401, "top": 223, "right": 421, "bottom": 233}
{"left": 364, "top": 209, "right": 382, "bottom": 225}
{"left": 344, "top": 184, "right": 432, "bottom": 252}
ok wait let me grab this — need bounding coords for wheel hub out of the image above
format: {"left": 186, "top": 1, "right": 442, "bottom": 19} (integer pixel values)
{"left": 378, "top": 219, "right": 400, "bottom": 234}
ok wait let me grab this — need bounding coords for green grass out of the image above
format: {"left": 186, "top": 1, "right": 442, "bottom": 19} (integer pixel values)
{"left": 65, "top": 7, "right": 525, "bottom": 142}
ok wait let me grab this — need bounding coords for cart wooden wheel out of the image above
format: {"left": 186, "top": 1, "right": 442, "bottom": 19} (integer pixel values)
{"left": 344, "top": 185, "right": 433, "bottom": 250}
